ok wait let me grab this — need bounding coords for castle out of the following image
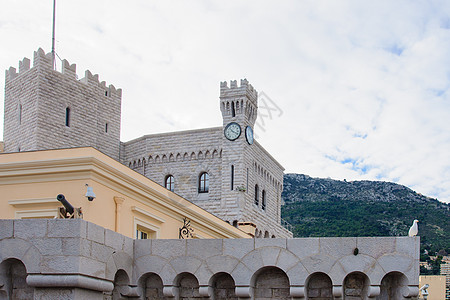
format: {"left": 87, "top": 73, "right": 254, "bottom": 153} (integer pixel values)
{"left": 3, "top": 48, "right": 291, "bottom": 238}
{"left": 0, "top": 49, "right": 420, "bottom": 299}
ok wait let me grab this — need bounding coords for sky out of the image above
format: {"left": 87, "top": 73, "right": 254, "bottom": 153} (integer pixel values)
{"left": 1, "top": 1, "right": 449, "bottom": 203}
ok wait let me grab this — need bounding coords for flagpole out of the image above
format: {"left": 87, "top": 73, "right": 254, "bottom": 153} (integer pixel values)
{"left": 51, "top": 0, "right": 56, "bottom": 70}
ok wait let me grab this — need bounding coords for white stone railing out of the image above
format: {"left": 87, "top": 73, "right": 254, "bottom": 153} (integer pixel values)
{"left": 0, "top": 219, "right": 419, "bottom": 299}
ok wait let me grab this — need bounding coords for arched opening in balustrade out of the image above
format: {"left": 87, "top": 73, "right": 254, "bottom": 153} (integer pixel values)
{"left": 175, "top": 272, "right": 202, "bottom": 299}
{"left": 209, "top": 272, "right": 237, "bottom": 300}
{"left": 306, "top": 272, "right": 332, "bottom": 299}
{"left": 0, "top": 258, "right": 33, "bottom": 299}
{"left": 111, "top": 269, "right": 130, "bottom": 299}
{"left": 252, "top": 266, "right": 290, "bottom": 299}
{"left": 377, "top": 271, "right": 408, "bottom": 300}
{"left": 138, "top": 272, "right": 164, "bottom": 300}
{"left": 343, "top": 272, "right": 369, "bottom": 299}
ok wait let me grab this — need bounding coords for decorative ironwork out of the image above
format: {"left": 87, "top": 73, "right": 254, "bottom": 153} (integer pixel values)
{"left": 179, "top": 217, "right": 194, "bottom": 239}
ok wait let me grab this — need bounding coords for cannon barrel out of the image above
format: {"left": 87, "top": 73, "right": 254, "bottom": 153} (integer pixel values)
{"left": 56, "top": 194, "right": 74, "bottom": 215}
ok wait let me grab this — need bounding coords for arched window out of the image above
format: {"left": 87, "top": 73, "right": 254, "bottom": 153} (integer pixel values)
{"left": 65, "top": 107, "right": 71, "bottom": 127}
{"left": 307, "top": 273, "right": 332, "bottom": 300}
{"left": 199, "top": 172, "right": 209, "bottom": 193}
{"left": 255, "top": 185, "right": 259, "bottom": 206}
{"left": 0, "top": 259, "right": 34, "bottom": 298}
{"left": 231, "top": 102, "right": 236, "bottom": 117}
{"left": 262, "top": 190, "right": 266, "bottom": 210}
{"left": 165, "top": 175, "right": 174, "bottom": 192}
{"left": 253, "top": 267, "right": 290, "bottom": 299}
{"left": 211, "top": 272, "right": 237, "bottom": 299}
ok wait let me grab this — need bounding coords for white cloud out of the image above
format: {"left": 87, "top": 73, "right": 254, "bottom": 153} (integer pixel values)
{"left": 1, "top": 0, "right": 449, "bottom": 202}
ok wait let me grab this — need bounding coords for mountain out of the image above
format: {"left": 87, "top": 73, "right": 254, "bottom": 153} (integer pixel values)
{"left": 281, "top": 173, "right": 450, "bottom": 255}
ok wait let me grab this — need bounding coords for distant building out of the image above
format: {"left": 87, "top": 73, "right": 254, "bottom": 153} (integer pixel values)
{"left": 420, "top": 261, "right": 432, "bottom": 270}
{"left": 441, "top": 263, "right": 450, "bottom": 300}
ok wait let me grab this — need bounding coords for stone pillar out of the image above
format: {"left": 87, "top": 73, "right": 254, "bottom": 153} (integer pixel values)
{"left": 368, "top": 285, "right": 380, "bottom": 298}
{"left": 235, "top": 286, "right": 251, "bottom": 298}
{"left": 290, "top": 286, "right": 305, "bottom": 298}
{"left": 163, "top": 285, "right": 176, "bottom": 299}
{"left": 332, "top": 285, "right": 343, "bottom": 299}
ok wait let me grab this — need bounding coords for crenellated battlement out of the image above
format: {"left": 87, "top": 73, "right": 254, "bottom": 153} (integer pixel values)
{"left": 4, "top": 47, "right": 122, "bottom": 159}
{"left": 5, "top": 48, "right": 122, "bottom": 97}
{"left": 220, "top": 78, "right": 258, "bottom": 103}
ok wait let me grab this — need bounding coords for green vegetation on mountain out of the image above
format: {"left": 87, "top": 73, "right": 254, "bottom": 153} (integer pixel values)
{"left": 281, "top": 173, "right": 450, "bottom": 258}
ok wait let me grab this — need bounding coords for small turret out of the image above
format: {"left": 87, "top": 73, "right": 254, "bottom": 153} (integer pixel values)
{"left": 220, "top": 79, "right": 258, "bottom": 126}
{"left": 220, "top": 79, "right": 257, "bottom": 104}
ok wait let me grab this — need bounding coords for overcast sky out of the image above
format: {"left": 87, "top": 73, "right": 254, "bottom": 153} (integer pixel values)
{"left": 1, "top": 1, "right": 449, "bottom": 203}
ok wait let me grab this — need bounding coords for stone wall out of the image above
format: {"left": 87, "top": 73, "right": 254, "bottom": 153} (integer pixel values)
{"left": 3, "top": 51, "right": 289, "bottom": 238}
{"left": 3, "top": 49, "right": 122, "bottom": 160}
{"left": 122, "top": 129, "right": 290, "bottom": 238}
{"left": 121, "top": 127, "right": 224, "bottom": 214}
{"left": 0, "top": 219, "right": 419, "bottom": 299}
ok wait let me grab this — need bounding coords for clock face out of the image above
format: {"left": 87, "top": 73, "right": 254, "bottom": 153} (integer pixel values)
{"left": 224, "top": 122, "right": 241, "bottom": 141}
{"left": 245, "top": 126, "right": 254, "bottom": 145}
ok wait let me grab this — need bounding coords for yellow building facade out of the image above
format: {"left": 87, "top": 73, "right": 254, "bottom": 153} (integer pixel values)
{"left": 0, "top": 147, "right": 249, "bottom": 239}
{"left": 419, "top": 275, "right": 446, "bottom": 300}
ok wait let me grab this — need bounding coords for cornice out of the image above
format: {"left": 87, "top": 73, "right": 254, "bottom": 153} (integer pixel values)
{"left": 8, "top": 198, "right": 60, "bottom": 206}
{"left": 131, "top": 206, "right": 166, "bottom": 223}
{"left": 0, "top": 148, "right": 249, "bottom": 238}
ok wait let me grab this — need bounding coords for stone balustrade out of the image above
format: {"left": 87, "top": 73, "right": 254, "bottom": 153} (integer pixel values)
{"left": 0, "top": 219, "right": 419, "bottom": 299}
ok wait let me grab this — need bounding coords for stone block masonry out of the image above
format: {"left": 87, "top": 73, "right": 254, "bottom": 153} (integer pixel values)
{"left": 122, "top": 79, "right": 291, "bottom": 238}
{"left": 0, "top": 219, "right": 419, "bottom": 299}
{"left": 3, "top": 48, "right": 291, "bottom": 239}
{"left": 122, "top": 126, "right": 290, "bottom": 238}
{"left": 3, "top": 48, "right": 122, "bottom": 160}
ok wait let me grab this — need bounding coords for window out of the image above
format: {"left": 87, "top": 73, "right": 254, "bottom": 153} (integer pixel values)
{"left": 199, "top": 172, "right": 209, "bottom": 193}
{"left": 136, "top": 225, "right": 155, "bottom": 239}
{"left": 255, "top": 185, "right": 259, "bottom": 206}
{"left": 231, "top": 165, "right": 234, "bottom": 190}
{"left": 165, "top": 175, "right": 174, "bottom": 192}
{"left": 246, "top": 168, "right": 249, "bottom": 192}
{"left": 132, "top": 208, "right": 163, "bottom": 239}
{"left": 18, "top": 104, "right": 22, "bottom": 125}
{"left": 262, "top": 190, "right": 266, "bottom": 210}
{"left": 105, "top": 123, "right": 108, "bottom": 133}
{"left": 231, "top": 102, "right": 236, "bottom": 117}
{"left": 65, "top": 107, "right": 71, "bottom": 127}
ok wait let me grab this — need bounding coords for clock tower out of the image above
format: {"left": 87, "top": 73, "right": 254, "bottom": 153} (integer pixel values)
{"left": 220, "top": 79, "right": 257, "bottom": 130}
{"left": 219, "top": 79, "right": 258, "bottom": 224}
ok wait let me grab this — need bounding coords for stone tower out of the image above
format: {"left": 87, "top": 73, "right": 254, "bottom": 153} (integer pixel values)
{"left": 219, "top": 79, "right": 286, "bottom": 238}
{"left": 220, "top": 79, "right": 258, "bottom": 128}
{"left": 3, "top": 48, "right": 122, "bottom": 160}
{"left": 219, "top": 79, "right": 258, "bottom": 222}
